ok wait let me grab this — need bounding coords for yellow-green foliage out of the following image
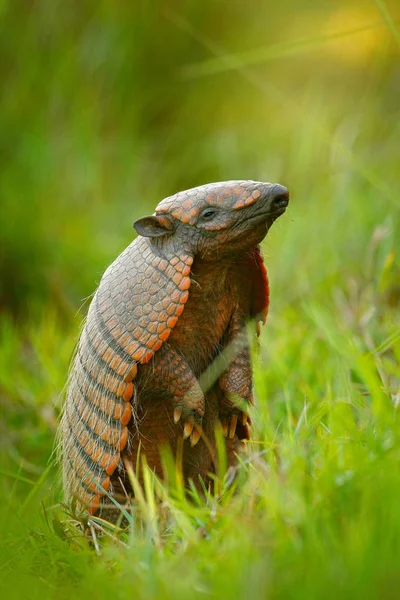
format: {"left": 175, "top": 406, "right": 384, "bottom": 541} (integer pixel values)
{"left": 0, "top": 1, "right": 399, "bottom": 598}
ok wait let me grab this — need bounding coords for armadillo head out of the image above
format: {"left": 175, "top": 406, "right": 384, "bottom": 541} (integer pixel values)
{"left": 133, "top": 180, "right": 289, "bottom": 259}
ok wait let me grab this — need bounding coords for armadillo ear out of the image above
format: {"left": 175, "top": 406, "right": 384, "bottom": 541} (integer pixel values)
{"left": 133, "top": 215, "right": 175, "bottom": 238}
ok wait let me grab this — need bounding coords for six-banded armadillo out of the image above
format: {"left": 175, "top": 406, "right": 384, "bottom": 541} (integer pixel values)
{"left": 60, "top": 180, "right": 289, "bottom": 517}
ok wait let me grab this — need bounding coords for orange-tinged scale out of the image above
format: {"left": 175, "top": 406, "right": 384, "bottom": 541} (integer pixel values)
{"left": 157, "top": 321, "right": 166, "bottom": 334}
{"left": 246, "top": 195, "right": 256, "bottom": 206}
{"left": 121, "top": 403, "right": 132, "bottom": 425}
{"left": 170, "top": 256, "right": 179, "bottom": 266}
{"left": 70, "top": 419, "right": 112, "bottom": 465}
{"left": 153, "top": 340, "right": 163, "bottom": 352}
{"left": 77, "top": 473, "right": 98, "bottom": 493}
{"left": 104, "top": 453, "right": 120, "bottom": 474}
{"left": 175, "top": 304, "right": 184, "bottom": 317}
{"left": 99, "top": 452, "right": 120, "bottom": 475}
{"left": 110, "top": 355, "right": 123, "bottom": 371}
{"left": 160, "top": 309, "right": 170, "bottom": 321}
{"left": 141, "top": 349, "right": 154, "bottom": 364}
{"left": 252, "top": 190, "right": 261, "bottom": 199}
{"left": 234, "top": 199, "right": 245, "bottom": 209}
{"left": 160, "top": 329, "right": 171, "bottom": 342}
{"left": 103, "top": 347, "right": 115, "bottom": 364}
{"left": 181, "top": 214, "right": 191, "bottom": 224}
{"left": 101, "top": 476, "right": 111, "bottom": 492}
{"left": 101, "top": 424, "right": 121, "bottom": 447}
{"left": 174, "top": 261, "right": 184, "bottom": 273}
{"left": 146, "top": 334, "right": 159, "bottom": 348}
{"left": 123, "top": 363, "right": 137, "bottom": 382}
{"left": 113, "top": 403, "right": 123, "bottom": 420}
{"left": 86, "top": 442, "right": 104, "bottom": 465}
{"left": 67, "top": 449, "right": 98, "bottom": 484}
{"left": 167, "top": 316, "right": 178, "bottom": 328}
{"left": 116, "top": 361, "right": 132, "bottom": 378}
{"left": 172, "top": 272, "right": 183, "bottom": 286}
{"left": 170, "top": 289, "right": 182, "bottom": 303}
{"left": 166, "top": 303, "right": 176, "bottom": 316}
{"left": 94, "top": 371, "right": 121, "bottom": 396}
{"left": 67, "top": 468, "right": 97, "bottom": 505}
{"left": 205, "top": 223, "right": 224, "bottom": 231}
{"left": 86, "top": 330, "right": 107, "bottom": 357}
{"left": 116, "top": 381, "right": 126, "bottom": 398}
{"left": 148, "top": 283, "right": 160, "bottom": 294}
{"left": 123, "top": 382, "right": 134, "bottom": 401}
{"left": 182, "top": 265, "right": 191, "bottom": 276}
{"left": 106, "top": 317, "right": 118, "bottom": 330}
{"left": 180, "top": 290, "right": 189, "bottom": 303}
{"left": 119, "top": 427, "right": 129, "bottom": 450}
{"left": 179, "top": 277, "right": 190, "bottom": 291}
{"left": 125, "top": 340, "right": 141, "bottom": 355}
{"left": 87, "top": 495, "right": 101, "bottom": 515}
{"left": 183, "top": 199, "right": 192, "bottom": 209}
{"left": 181, "top": 255, "right": 193, "bottom": 265}
{"left": 118, "top": 331, "right": 133, "bottom": 349}
{"left": 90, "top": 417, "right": 119, "bottom": 446}
{"left": 133, "top": 347, "right": 147, "bottom": 362}
{"left": 71, "top": 466, "right": 98, "bottom": 493}
{"left": 166, "top": 264, "right": 178, "bottom": 279}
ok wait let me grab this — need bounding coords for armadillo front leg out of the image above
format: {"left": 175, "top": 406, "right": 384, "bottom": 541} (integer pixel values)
{"left": 142, "top": 343, "right": 205, "bottom": 446}
{"left": 219, "top": 311, "right": 253, "bottom": 440}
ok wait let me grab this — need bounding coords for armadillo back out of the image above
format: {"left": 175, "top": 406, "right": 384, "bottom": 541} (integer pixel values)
{"left": 61, "top": 236, "right": 192, "bottom": 514}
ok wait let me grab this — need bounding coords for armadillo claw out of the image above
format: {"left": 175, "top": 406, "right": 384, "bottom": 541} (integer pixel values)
{"left": 229, "top": 414, "right": 238, "bottom": 439}
{"left": 242, "top": 412, "right": 252, "bottom": 426}
{"left": 220, "top": 417, "right": 228, "bottom": 437}
{"left": 174, "top": 407, "right": 183, "bottom": 424}
{"left": 183, "top": 421, "right": 194, "bottom": 439}
{"left": 190, "top": 425, "right": 202, "bottom": 447}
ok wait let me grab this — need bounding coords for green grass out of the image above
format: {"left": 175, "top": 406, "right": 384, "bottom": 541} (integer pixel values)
{"left": 0, "top": 1, "right": 399, "bottom": 598}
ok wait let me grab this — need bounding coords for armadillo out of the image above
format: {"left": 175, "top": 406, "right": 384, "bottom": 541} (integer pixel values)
{"left": 61, "top": 180, "right": 289, "bottom": 517}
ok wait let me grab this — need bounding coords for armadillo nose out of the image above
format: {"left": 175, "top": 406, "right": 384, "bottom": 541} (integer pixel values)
{"left": 270, "top": 184, "right": 289, "bottom": 211}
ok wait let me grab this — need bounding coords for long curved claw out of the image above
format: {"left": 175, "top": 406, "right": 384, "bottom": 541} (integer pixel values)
{"left": 183, "top": 421, "right": 194, "bottom": 439}
{"left": 241, "top": 412, "right": 252, "bottom": 426}
{"left": 228, "top": 414, "right": 238, "bottom": 439}
{"left": 190, "top": 425, "right": 202, "bottom": 447}
{"left": 221, "top": 416, "right": 228, "bottom": 437}
{"left": 174, "top": 407, "right": 182, "bottom": 424}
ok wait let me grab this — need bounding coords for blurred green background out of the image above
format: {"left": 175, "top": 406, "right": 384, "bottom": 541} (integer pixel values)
{"left": 0, "top": 1, "right": 399, "bottom": 598}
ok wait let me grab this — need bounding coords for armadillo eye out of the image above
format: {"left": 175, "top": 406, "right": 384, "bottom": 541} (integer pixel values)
{"left": 200, "top": 207, "right": 218, "bottom": 221}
